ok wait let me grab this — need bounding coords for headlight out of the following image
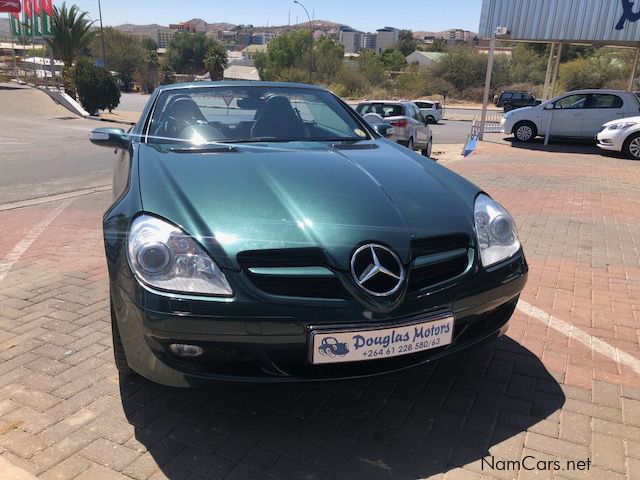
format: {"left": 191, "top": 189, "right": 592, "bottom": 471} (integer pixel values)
{"left": 474, "top": 194, "right": 520, "bottom": 267}
{"left": 607, "top": 122, "right": 637, "bottom": 130}
{"left": 127, "top": 215, "right": 233, "bottom": 296}
{"left": 503, "top": 112, "right": 512, "bottom": 120}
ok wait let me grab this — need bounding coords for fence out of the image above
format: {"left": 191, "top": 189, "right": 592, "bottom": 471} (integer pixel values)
{"left": 470, "top": 112, "right": 504, "bottom": 137}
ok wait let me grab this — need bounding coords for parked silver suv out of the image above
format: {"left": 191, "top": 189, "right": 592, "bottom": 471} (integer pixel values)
{"left": 356, "top": 100, "right": 433, "bottom": 156}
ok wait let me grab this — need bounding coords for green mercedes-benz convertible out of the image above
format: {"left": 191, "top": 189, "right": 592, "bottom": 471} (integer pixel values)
{"left": 90, "top": 82, "right": 527, "bottom": 387}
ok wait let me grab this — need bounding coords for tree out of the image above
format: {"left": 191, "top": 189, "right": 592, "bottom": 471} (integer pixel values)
{"left": 165, "top": 31, "right": 219, "bottom": 74}
{"left": 255, "top": 29, "right": 313, "bottom": 81}
{"left": 74, "top": 57, "right": 120, "bottom": 114}
{"left": 203, "top": 42, "right": 228, "bottom": 81}
{"left": 426, "top": 38, "right": 447, "bottom": 52}
{"left": 312, "top": 36, "right": 344, "bottom": 84}
{"left": 160, "top": 60, "right": 176, "bottom": 85}
{"left": 432, "top": 45, "right": 486, "bottom": 93}
{"left": 357, "top": 50, "right": 386, "bottom": 86}
{"left": 141, "top": 37, "right": 158, "bottom": 52}
{"left": 91, "top": 27, "right": 146, "bottom": 92}
{"left": 380, "top": 49, "right": 407, "bottom": 72}
{"left": 45, "top": 2, "right": 95, "bottom": 96}
{"left": 136, "top": 50, "right": 160, "bottom": 93}
{"left": 510, "top": 44, "right": 547, "bottom": 85}
{"left": 396, "top": 29, "right": 417, "bottom": 57}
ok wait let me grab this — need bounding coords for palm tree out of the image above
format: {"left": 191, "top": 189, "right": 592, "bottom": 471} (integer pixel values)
{"left": 46, "top": 2, "right": 96, "bottom": 96}
{"left": 204, "top": 43, "right": 228, "bottom": 81}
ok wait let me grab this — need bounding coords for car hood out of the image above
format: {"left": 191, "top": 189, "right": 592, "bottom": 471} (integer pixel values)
{"left": 602, "top": 115, "right": 640, "bottom": 127}
{"left": 137, "top": 140, "right": 479, "bottom": 270}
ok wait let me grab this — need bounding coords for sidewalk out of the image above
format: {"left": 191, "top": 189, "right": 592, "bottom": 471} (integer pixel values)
{"left": 0, "top": 140, "right": 638, "bottom": 479}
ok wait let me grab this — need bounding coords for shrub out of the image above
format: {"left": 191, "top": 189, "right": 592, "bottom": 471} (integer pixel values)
{"left": 74, "top": 57, "right": 120, "bottom": 114}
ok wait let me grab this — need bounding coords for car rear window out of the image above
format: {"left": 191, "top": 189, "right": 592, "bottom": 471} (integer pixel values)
{"left": 590, "top": 94, "right": 623, "bottom": 109}
{"left": 357, "top": 103, "right": 404, "bottom": 118}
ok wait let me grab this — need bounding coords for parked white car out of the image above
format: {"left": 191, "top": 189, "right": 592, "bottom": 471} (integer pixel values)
{"left": 501, "top": 90, "right": 640, "bottom": 143}
{"left": 596, "top": 116, "right": 640, "bottom": 159}
{"left": 414, "top": 100, "right": 443, "bottom": 124}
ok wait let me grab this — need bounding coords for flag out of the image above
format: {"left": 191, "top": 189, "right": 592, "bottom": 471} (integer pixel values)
{"left": 32, "top": 0, "right": 42, "bottom": 36}
{"left": 40, "top": 0, "right": 52, "bottom": 36}
{"left": 10, "top": 11, "right": 22, "bottom": 36}
{"left": 0, "top": 0, "right": 21, "bottom": 13}
{"left": 22, "top": 0, "right": 31, "bottom": 36}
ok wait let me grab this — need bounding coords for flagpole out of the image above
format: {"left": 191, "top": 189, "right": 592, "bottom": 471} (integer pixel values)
{"left": 8, "top": 13, "right": 19, "bottom": 82}
{"left": 30, "top": 0, "right": 36, "bottom": 81}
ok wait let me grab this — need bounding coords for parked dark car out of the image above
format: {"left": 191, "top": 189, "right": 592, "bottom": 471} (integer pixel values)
{"left": 90, "top": 81, "right": 527, "bottom": 387}
{"left": 495, "top": 90, "right": 540, "bottom": 112}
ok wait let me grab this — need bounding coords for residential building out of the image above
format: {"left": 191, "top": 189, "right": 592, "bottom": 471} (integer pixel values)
{"left": 375, "top": 27, "right": 399, "bottom": 52}
{"left": 405, "top": 50, "right": 445, "bottom": 68}
{"left": 155, "top": 28, "right": 176, "bottom": 49}
{"left": 241, "top": 44, "right": 267, "bottom": 60}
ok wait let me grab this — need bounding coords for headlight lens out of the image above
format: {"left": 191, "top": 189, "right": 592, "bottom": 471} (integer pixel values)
{"left": 474, "top": 194, "right": 520, "bottom": 267}
{"left": 503, "top": 112, "right": 512, "bottom": 120}
{"left": 607, "top": 122, "right": 636, "bottom": 130}
{"left": 127, "top": 215, "right": 233, "bottom": 296}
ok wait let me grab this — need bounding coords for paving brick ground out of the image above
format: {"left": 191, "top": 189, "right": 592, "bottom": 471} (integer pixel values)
{"left": 0, "top": 139, "right": 639, "bottom": 479}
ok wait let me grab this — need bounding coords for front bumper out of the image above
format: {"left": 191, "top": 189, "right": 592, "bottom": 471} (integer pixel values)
{"left": 596, "top": 129, "right": 626, "bottom": 152}
{"left": 111, "top": 251, "right": 528, "bottom": 386}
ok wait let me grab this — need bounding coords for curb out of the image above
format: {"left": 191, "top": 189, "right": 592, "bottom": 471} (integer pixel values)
{"left": 84, "top": 115, "right": 136, "bottom": 126}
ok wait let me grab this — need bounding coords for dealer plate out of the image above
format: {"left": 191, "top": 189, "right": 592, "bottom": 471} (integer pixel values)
{"left": 309, "top": 316, "right": 454, "bottom": 365}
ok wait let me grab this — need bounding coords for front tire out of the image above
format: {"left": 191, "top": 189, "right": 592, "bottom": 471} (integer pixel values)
{"left": 513, "top": 121, "right": 537, "bottom": 143}
{"left": 426, "top": 115, "right": 436, "bottom": 124}
{"left": 623, "top": 132, "right": 640, "bottom": 160}
{"left": 407, "top": 137, "right": 414, "bottom": 151}
{"left": 111, "top": 302, "right": 133, "bottom": 376}
{"left": 421, "top": 138, "right": 432, "bottom": 157}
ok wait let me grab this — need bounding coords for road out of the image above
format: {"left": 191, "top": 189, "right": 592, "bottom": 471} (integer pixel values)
{"left": 0, "top": 86, "right": 469, "bottom": 208}
{"left": 0, "top": 84, "right": 116, "bottom": 205}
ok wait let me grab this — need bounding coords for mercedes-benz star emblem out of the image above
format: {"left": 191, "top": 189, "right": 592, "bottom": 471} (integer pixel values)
{"left": 350, "top": 244, "right": 405, "bottom": 297}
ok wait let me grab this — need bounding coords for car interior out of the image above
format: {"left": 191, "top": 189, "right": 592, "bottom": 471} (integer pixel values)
{"left": 148, "top": 91, "right": 363, "bottom": 143}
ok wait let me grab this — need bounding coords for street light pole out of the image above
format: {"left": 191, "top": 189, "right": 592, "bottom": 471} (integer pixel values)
{"left": 293, "top": 0, "right": 312, "bottom": 83}
{"left": 97, "top": 0, "right": 106, "bottom": 67}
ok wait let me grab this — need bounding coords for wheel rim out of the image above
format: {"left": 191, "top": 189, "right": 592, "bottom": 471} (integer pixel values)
{"left": 516, "top": 125, "right": 532, "bottom": 141}
{"left": 629, "top": 137, "right": 640, "bottom": 158}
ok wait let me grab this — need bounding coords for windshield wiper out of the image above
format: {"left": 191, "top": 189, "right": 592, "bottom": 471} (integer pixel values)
{"left": 169, "top": 145, "right": 240, "bottom": 153}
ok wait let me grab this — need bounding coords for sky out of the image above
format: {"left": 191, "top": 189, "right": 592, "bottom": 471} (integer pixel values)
{"left": 69, "top": 0, "right": 483, "bottom": 33}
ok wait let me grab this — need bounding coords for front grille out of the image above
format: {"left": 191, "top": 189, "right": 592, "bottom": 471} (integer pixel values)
{"left": 408, "top": 234, "right": 472, "bottom": 292}
{"left": 237, "top": 248, "right": 326, "bottom": 268}
{"left": 238, "top": 247, "right": 349, "bottom": 299}
{"left": 245, "top": 272, "right": 350, "bottom": 299}
{"left": 411, "top": 234, "right": 469, "bottom": 256}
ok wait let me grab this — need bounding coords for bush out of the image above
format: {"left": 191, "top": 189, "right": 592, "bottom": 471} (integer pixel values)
{"left": 74, "top": 57, "right": 120, "bottom": 114}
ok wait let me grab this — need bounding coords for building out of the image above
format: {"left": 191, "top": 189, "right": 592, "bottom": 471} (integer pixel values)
{"left": 218, "top": 31, "right": 238, "bottom": 43}
{"left": 375, "top": 27, "right": 399, "bottom": 52}
{"left": 361, "top": 32, "right": 377, "bottom": 50}
{"left": 223, "top": 65, "right": 260, "bottom": 81}
{"left": 405, "top": 50, "right": 445, "bottom": 68}
{"left": 170, "top": 19, "right": 207, "bottom": 33}
{"left": 236, "top": 33, "right": 253, "bottom": 46}
{"left": 338, "top": 28, "right": 363, "bottom": 53}
{"left": 241, "top": 44, "right": 267, "bottom": 60}
{"left": 252, "top": 32, "right": 277, "bottom": 45}
{"left": 154, "top": 28, "right": 175, "bottom": 49}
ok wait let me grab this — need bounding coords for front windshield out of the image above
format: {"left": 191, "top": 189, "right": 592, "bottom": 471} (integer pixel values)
{"left": 146, "top": 86, "right": 370, "bottom": 144}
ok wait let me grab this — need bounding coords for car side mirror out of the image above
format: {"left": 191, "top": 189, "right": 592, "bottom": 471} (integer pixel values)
{"left": 89, "top": 127, "right": 131, "bottom": 149}
{"left": 372, "top": 123, "right": 395, "bottom": 138}
{"left": 544, "top": 103, "right": 554, "bottom": 110}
